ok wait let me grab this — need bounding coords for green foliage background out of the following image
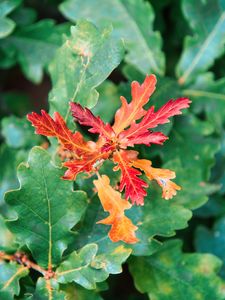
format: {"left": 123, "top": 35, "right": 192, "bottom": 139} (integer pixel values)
{"left": 0, "top": 0, "right": 225, "bottom": 299}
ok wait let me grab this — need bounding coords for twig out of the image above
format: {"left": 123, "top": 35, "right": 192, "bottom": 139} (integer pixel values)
{"left": 0, "top": 251, "right": 55, "bottom": 279}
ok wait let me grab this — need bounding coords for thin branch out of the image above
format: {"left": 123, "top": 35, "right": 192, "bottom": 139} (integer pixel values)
{"left": 0, "top": 251, "right": 55, "bottom": 279}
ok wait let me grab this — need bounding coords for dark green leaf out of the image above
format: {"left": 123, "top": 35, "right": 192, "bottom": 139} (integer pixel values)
{"left": 5, "top": 147, "right": 88, "bottom": 268}
{"left": 129, "top": 239, "right": 225, "bottom": 300}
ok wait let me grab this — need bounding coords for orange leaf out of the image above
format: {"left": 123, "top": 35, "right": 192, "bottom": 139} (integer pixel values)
{"left": 119, "top": 98, "right": 191, "bottom": 144}
{"left": 133, "top": 159, "right": 181, "bottom": 200}
{"left": 112, "top": 74, "right": 157, "bottom": 134}
{"left": 93, "top": 175, "right": 138, "bottom": 244}
{"left": 27, "top": 110, "right": 92, "bottom": 157}
{"left": 113, "top": 150, "right": 148, "bottom": 205}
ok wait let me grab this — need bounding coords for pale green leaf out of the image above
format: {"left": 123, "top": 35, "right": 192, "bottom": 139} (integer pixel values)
{"left": 176, "top": 0, "right": 225, "bottom": 85}
{"left": 0, "top": 261, "right": 29, "bottom": 300}
{"left": 59, "top": 0, "right": 165, "bottom": 76}
{"left": 1, "top": 116, "right": 42, "bottom": 149}
{"left": 56, "top": 244, "right": 108, "bottom": 289}
{"left": 33, "top": 278, "right": 66, "bottom": 300}
{"left": 48, "top": 20, "right": 124, "bottom": 126}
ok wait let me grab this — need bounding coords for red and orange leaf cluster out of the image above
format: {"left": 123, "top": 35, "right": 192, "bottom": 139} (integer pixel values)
{"left": 27, "top": 74, "right": 191, "bottom": 244}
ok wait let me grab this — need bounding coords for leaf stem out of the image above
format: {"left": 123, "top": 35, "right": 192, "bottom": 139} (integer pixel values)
{"left": 0, "top": 251, "right": 55, "bottom": 279}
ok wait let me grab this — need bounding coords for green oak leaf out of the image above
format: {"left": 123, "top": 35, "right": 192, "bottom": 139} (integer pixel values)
{"left": 176, "top": 0, "right": 225, "bottom": 85}
{"left": 159, "top": 115, "right": 220, "bottom": 209}
{"left": 0, "top": 261, "right": 29, "bottom": 300}
{"left": 195, "top": 217, "right": 225, "bottom": 278}
{"left": 0, "top": 144, "right": 28, "bottom": 205}
{"left": 1, "top": 116, "right": 42, "bottom": 149}
{"left": 0, "top": 20, "right": 69, "bottom": 83}
{"left": 56, "top": 244, "right": 108, "bottom": 289}
{"left": 33, "top": 278, "right": 66, "bottom": 300}
{"left": 5, "top": 147, "right": 88, "bottom": 268}
{"left": 48, "top": 20, "right": 124, "bottom": 126}
{"left": 59, "top": 0, "right": 165, "bottom": 76}
{"left": 129, "top": 239, "right": 225, "bottom": 300}
{"left": 183, "top": 73, "right": 225, "bottom": 132}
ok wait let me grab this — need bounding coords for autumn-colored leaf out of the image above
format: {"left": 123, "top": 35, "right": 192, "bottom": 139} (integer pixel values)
{"left": 120, "top": 131, "right": 168, "bottom": 148}
{"left": 70, "top": 102, "right": 115, "bottom": 140}
{"left": 93, "top": 174, "right": 138, "bottom": 243}
{"left": 119, "top": 97, "right": 191, "bottom": 144}
{"left": 112, "top": 74, "right": 157, "bottom": 134}
{"left": 63, "top": 151, "right": 111, "bottom": 180}
{"left": 113, "top": 151, "right": 148, "bottom": 205}
{"left": 27, "top": 110, "right": 92, "bottom": 157}
{"left": 133, "top": 159, "right": 181, "bottom": 200}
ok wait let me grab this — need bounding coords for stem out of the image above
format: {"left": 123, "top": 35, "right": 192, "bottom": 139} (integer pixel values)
{"left": 0, "top": 251, "right": 55, "bottom": 279}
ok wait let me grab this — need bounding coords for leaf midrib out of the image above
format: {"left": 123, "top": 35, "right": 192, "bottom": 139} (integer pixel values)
{"left": 116, "top": 0, "right": 162, "bottom": 74}
{"left": 179, "top": 12, "right": 225, "bottom": 84}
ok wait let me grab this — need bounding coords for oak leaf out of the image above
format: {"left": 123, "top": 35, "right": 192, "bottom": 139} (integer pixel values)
{"left": 93, "top": 174, "right": 138, "bottom": 243}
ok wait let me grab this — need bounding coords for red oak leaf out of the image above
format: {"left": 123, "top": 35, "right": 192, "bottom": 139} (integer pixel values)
{"left": 112, "top": 74, "right": 157, "bottom": 134}
{"left": 132, "top": 159, "right": 181, "bottom": 200}
{"left": 119, "top": 98, "right": 191, "bottom": 144}
{"left": 63, "top": 151, "right": 111, "bottom": 180}
{"left": 70, "top": 102, "right": 115, "bottom": 140}
{"left": 27, "top": 110, "right": 92, "bottom": 157}
{"left": 119, "top": 131, "right": 168, "bottom": 148}
{"left": 93, "top": 174, "right": 138, "bottom": 243}
{"left": 113, "top": 150, "right": 148, "bottom": 205}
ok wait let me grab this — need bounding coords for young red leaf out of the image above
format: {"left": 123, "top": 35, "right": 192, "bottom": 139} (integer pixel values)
{"left": 27, "top": 110, "right": 91, "bottom": 157}
{"left": 132, "top": 159, "right": 181, "bottom": 200}
{"left": 70, "top": 102, "right": 115, "bottom": 140}
{"left": 119, "top": 98, "right": 191, "bottom": 143}
{"left": 119, "top": 131, "right": 168, "bottom": 148}
{"left": 112, "top": 74, "right": 157, "bottom": 134}
{"left": 93, "top": 174, "right": 138, "bottom": 244}
{"left": 113, "top": 151, "right": 148, "bottom": 205}
{"left": 63, "top": 151, "right": 111, "bottom": 180}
